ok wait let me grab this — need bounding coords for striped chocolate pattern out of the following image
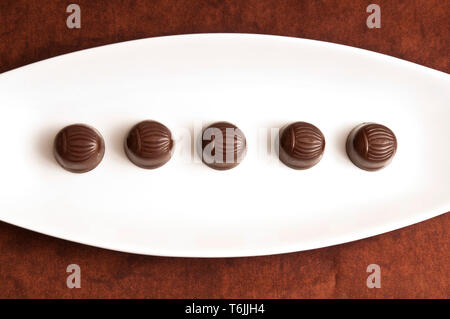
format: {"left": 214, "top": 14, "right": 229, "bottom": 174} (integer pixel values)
{"left": 55, "top": 124, "right": 102, "bottom": 162}
{"left": 356, "top": 124, "right": 397, "bottom": 163}
{"left": 287, "top": 124, "right": 325, "bottom": 160}
{"left": 127, "top": 121, "right": 173, "bottom": 159}
{"left": 124, "top": 120, "right": 174, "bottom": 169}
{"left": 279, "top": 122, "right": 325, "bottom": 170}
{"left": 54, "top": 124, "right": 105, "bottom": 173}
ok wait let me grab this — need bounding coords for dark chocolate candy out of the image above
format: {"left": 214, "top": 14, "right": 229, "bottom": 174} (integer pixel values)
{"left": 54, "top": 124, "right": 105, "bottom": 173}
{"left": 279, "top": 122, "right": 326, "bottom": 169}
{"left": 124, "top": 120, "right": 174, "bottom": 169}
{"left": 201, "top": 121, "right": 247, "bottom": 170}
{"left": 346, "top": 122, "right": 397, "bottom": 171}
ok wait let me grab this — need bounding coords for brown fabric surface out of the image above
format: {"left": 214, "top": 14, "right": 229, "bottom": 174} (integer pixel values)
{"left": 0, "top": 0, "right": 448, "bottom": 298}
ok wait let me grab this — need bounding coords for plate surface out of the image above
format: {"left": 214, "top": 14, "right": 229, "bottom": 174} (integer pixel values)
{"left": 0, "top": 34, "right": 448, "bottom": 257}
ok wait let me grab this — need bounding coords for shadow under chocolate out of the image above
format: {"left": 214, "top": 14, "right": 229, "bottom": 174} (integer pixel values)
{"left": 36, "top": 125, "right": 65, "bottom": 168}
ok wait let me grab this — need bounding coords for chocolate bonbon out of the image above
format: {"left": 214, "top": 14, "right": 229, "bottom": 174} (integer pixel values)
{"left": 279, "top": 122, "right": 325, "bottom": 169}
{"left": 201, "top": 121, "right": 247, "bottom": 170}
{"left": 346, "top": 122, "right": 397, "bottom": 171}
{"left": 54, "top": 124, "right": 105, "bottom": 173}
{"left": 124, "top": 120, "right": 174, "bottom": 169}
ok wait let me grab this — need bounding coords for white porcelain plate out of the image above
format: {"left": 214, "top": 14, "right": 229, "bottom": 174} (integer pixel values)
{"left": 0, "top": 34, "right": 448, "bottom": 257}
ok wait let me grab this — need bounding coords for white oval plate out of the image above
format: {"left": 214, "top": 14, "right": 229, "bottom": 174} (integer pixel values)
{"left": 0, "top": 34, "right": 448, "bottom": 257}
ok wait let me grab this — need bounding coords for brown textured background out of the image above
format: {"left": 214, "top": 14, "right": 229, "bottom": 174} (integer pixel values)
{"left": 0, "top": 0, "right": 448, "bottom": 298}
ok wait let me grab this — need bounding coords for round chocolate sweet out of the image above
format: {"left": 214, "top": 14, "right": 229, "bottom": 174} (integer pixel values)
{"left": 124, "top": 120, "right": 174, "bottom": 169}
{"left": 54, "top": 124, "right": 105, "bottom": 173}
{"left": 279, "top": 122, "right": 326, "bottom": 169}
{"left": 346, "top": 122, "right": 397, "bottom": 171}
{"left": 201, "top": 121, "right": 247, "bottom": 170}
